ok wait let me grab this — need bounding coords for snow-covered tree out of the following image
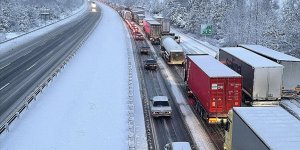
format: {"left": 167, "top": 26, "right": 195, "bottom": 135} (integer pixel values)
{"left": 282, "top": 0, "right": 300, "bottom": 52}
{"left": 0, "top": 0, "right": 84, "bottom": 33}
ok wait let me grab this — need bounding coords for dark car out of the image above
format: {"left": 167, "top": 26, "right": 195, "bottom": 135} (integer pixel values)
{"left": 144, "top": 59, "right": 158, "bottom": 70}
{"left": 134, "top": 32, "right": 144, "bottom": 40}
{"left": 140, "top": 45, "right": 150, "bottom": 54}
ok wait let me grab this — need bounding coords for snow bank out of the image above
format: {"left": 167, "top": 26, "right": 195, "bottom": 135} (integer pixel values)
{"left": 120, "top": 5, "right": 148, "bottom": 149}
{"left": 171, "top": 28, "right": 219, "bottom": 58}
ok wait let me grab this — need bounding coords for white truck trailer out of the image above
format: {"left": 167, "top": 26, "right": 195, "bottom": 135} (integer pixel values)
{"left": 238, "top": 44, "right": 300, "bottom": 97}
{"left": 219, "top": 47, "right": 284, "bottom": 106}
{"left": 224, "top": 107, "right": 300, "bottom": 150}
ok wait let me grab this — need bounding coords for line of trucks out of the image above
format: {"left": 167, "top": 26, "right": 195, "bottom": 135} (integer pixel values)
{"left": 117, "top": 6, "right": 300, "bottom": 124}
{"left": 185, "top": 46, "right": 300, "bottom": 148}
{"left": 113, "top": 4, "right": 180, "bottom": 45}
{"left": 105, "top": 2, "right": 300, "bottom": 149}
{"left": 184, "top": 45, "right": 300, "bottom": 124}
{"left": 106, "top": 0, "right": 300, "bottom": 122}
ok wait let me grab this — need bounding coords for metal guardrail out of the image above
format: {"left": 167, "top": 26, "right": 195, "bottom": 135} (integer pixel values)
{"left": 0, "top": 5, "right": 102, "bottom": 135}
{"left": 128, "top": 43, "right": 135, "bottom": 150}
{"left": 0, "top": 3, "right": 87, "bottom": 45}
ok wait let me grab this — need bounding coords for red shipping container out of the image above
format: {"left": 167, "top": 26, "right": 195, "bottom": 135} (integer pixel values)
{"left": 186, "top": 55, "right": 242, "bottom": 123}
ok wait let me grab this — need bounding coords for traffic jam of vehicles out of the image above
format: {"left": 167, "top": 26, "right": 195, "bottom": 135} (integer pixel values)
{"left": 106, "top": 2, "right": 300, "bottom": 150}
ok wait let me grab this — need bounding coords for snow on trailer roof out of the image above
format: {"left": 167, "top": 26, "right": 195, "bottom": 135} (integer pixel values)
{"left": 143, "top": 18, "right": 154, "bottom": 21}
{"left": 147, "top": 20, "right": 160, "bottom": 25}
{"left": 239, "top": 44, "right": 300, "bottom": 62}
{"left": 137, "top": 14, "right": 145, "bottom": 17}
{"left": 162, "top": 37, "right": 184, "bottom": 53}
{"left": 221, "top": 47, "right": 283, "bottom": 68}
{"left": 188, "top": 55, "right": 241, "bottom": 77}
{"left": 131, "top": 8, "right": 144, "bottom": 12}
{"left": 153, "top": 14, "right": 164, "bottom": 19}
{"left": 233, "top": 107, "right": 300, "bottom": 150}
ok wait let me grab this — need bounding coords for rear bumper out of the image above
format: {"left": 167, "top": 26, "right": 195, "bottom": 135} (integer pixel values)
{"left": 251, "top": 100, "right": 280, "bottom": 106}
{"left": 207, "top": 113, "right": 229, "bottom": 124}
{"left": 144, "top": 65, "right": 157, "bottom": 70}
{"left": 152, "top": 112, "right": 172, "bottom": 117}
{"left": 140, "top": 50, "right": 149, "bottom": 54}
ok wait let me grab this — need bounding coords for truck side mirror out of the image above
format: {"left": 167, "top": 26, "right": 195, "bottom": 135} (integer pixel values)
{"left": 164, "top": 143, "right": 170, "bottom": 150}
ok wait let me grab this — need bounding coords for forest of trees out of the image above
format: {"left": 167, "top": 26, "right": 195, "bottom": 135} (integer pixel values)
{"left": 115, "top": 0, "right": 300, "bottom": 56}
{"left": 1, "top": 0, "right": 298, "bottom": 56}
{"left": 0, "top": 0, "right": 84, "bottom": 33}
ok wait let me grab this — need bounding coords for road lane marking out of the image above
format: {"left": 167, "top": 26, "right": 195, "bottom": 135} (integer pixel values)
{"left": 23, "top": 51, "right": 31, "bottom": 57}
{"left": 46, "top": 51, "right": 54, "bottom": 56}
{"left": 0, "top": 63, "right": 11, "bottom": 70}
{"left": 0, "top": 83, "right": 10, "bottom": 91}
{"left": 26, "top": 64, "right": 36, "bottom": 71}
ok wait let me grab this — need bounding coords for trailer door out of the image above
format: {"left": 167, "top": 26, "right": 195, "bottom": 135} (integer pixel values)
{"left": 210, "top": 78, "right": 226, "bottom": 113}
{"left": 267, "top": 67, "right": 282, "bottom": 100}
{"left": 226, "top": 78, "right": 242, "bottom": 111}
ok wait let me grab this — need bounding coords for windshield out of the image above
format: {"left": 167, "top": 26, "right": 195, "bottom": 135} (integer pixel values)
{"left": 153, "top": 101, "right": 169, "bottom": 106}
{"left": 146, "top": 59, "right": 157, "bottom": 64}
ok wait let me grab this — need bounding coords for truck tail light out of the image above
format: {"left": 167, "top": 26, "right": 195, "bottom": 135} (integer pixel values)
{"left": 212, "top": 102, "right": 216, "bottom": 107}
{"left": 235, "top": 102, "right": 239, "bottom": 106}
{"left": 208, "top": 118, "right": 218, "bottom": 123}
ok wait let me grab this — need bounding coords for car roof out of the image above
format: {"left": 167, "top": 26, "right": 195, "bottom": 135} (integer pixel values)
{"left": 152, "top": 96, "right": 168, "bottom": 102}
{"left": 171, "top": 142, "right": 192, "bottom": 150}
{"left": 146, "top": 58, "right": 156, "bottom": 61}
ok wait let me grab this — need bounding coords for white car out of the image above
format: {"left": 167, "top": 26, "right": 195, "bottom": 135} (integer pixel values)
{"left": 150, "top": 96, "right": 172, "bottom": 117}
{"left": 164, "top": 142, "right": 192, "bottom": 150}
{"left": 91, "top": 2, "right": 96, "bottom": 8}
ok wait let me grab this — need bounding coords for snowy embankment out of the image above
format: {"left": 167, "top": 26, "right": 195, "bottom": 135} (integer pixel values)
{"left": 0, "top": 1, "right": 87, "bottom": 43}
{"left": 0, "top": 1, "right": 88, "bottom": 57}
{"left": 0, "top": 3, "right": 147, "bottom": 150}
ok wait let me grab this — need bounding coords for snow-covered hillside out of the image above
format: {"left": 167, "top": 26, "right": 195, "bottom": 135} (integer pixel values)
{"left": 113, "top": 0, "right": 300, "bottom": 57}
{"left": 0, "top": 0, "right": 84, "bottom": 41}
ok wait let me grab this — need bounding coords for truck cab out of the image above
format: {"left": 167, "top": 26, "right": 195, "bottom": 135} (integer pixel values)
{"left": 174, "top": 36, "right": 180, "bottom": 43}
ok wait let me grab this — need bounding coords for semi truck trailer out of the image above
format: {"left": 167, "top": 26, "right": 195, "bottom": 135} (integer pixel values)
{"left": 219, "top": 47, "right": 284, "bottom": 106}
{"left": 224, "top": 107, "right": 300, "bottom": 150}
{"left": 143, "top": 18, "right": 161, "bottom": 45}
{"left": 185, "top": 55, "right": 242, "bottom": 123}
{"left": 238, "top": 44, "right": 300, "bottom": 98}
